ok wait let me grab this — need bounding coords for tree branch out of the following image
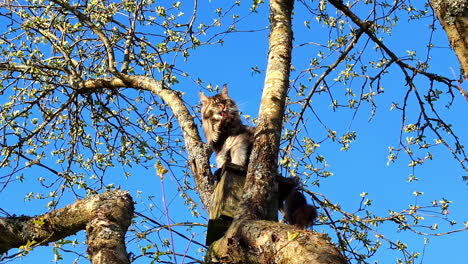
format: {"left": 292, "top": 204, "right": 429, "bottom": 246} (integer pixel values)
{"left": 0, "top": 190, "right": 133, "bottom": 264}
{"left": 328, "top": 0, "right": 458, "bottom": 85}
{"left": 81, "top": 76, "right": 214, "bottom": 208}
{"left": 49, "top": 0, "right": 118, "bottom": 74}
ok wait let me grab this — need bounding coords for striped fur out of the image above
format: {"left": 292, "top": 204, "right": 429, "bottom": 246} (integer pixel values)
{"left": 199, "top": 85, "right": 254, "bottom": 168}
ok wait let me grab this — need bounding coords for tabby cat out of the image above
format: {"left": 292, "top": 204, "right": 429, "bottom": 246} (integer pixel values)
{"left": 199, "top": 84, "right": 254, "bottom": 168}
{"left": 199, "top": 84, "right": 317, "bottom": 228}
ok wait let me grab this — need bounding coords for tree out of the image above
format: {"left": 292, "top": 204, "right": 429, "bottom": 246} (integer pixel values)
{"left": 0, "top": 0, "right": 467, "bottom": 263}
{"left": 430, "top": 0, "right": 468, "bottom": 79}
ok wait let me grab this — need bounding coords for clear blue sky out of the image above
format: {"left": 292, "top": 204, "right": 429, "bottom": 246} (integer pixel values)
{"left": 1, "top": 1, "right": 467, "bottom": 263}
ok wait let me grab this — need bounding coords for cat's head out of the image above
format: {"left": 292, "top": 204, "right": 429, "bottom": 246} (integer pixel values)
{"left": 199, "top": 84, "right": 239, "bottom": 123}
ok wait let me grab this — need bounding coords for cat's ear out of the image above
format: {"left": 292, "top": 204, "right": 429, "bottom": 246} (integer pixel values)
{"left": 221, "top": 84, "right": 229, "bottom": 98}
{"left": 199, "top": 92, "right": 208, "bottom": 104}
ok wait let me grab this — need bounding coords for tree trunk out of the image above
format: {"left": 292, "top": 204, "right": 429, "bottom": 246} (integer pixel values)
{"left": 238, "top": 0, "right": 294, "bottom": 221}
{"left": 430, "top": 0, "right": 468, "bottom": 79}
{"left": 206, "top": 220, "right": 347, "bottom": 264}
{"left": 206, "top": 0, "right": 347, "bottom": 263}
{"left": 0, "top": 190, "right": 134, "bottom": 264}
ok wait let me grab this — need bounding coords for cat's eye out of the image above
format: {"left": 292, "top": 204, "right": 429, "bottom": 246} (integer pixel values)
{"left": 204, "top": 110, "right": 213, "bottom": 118}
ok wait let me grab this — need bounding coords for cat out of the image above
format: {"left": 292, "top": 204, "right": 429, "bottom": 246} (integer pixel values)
{"left": 283, "top": 188, "right": 317, "bottom": 229}
{"left": 199, "top": 84, "right": 255, "bottom": 169}
{"left": 199, "top": 84, "right": 317, "bottom": 228}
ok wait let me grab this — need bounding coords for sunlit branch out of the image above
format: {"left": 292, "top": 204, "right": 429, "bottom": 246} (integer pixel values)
{"left": 134, "top": 212, "right": 207, "bottom": 249}
{"left": 121, "top": 1, "right": 142, "bottom": 74}
{"left": 307, "top": 189, "right": 464, "bottom": 261}
{"left": 328, "top": 0, "right": 457, "bottom": 87}
{"left": 0, "top": 92, "right": 78, "bottom": 171}
{"left": 288, "top": 28, "right": 365, "bottom": 154}
{"left": 49, "top": 0, "right": 118, "bottom": 74}
{"left": 327, "top": 0, "right": 468, "bottom": 173}
{"left": 80, "top": 76, "right": 214, "bottom": 208}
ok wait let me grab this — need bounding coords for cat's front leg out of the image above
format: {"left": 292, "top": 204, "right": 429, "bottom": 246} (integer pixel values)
{"left": 216, "top": 148, "right": 229, "bottom": 168}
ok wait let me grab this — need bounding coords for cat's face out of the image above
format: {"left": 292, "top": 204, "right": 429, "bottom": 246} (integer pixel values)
{"left": 199, "top": 85, "right": 239, "bottom": 125}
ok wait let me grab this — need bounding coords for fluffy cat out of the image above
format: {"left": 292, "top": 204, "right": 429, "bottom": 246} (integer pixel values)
{"left": 199, "top": 84, "right": 254, "bottom": 168}
{"left": 200, "top": 84, "right": 317, "bottom": 228}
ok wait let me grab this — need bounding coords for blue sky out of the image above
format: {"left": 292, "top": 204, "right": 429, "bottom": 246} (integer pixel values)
{"left": 1, "top": 1, "right": 467, "bottom": 263}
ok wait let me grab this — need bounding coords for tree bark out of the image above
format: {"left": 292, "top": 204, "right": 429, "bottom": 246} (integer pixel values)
{"left": 430, "top": 0, "right": 468, "bottom": 79}
{"left": 238, "top": 0, "right": 294, "bottom": 221}
{"left": 0, "top": 190, "right": 134, "bottom": 264}
{"left": 206, "top": 220, "right": 347, "bottom": 264}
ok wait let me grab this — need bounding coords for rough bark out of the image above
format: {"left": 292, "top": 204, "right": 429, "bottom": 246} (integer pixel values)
{"left": 0, "top": 190, "right": 133, "bottom": 264}
{"left": 238, "top": 0, "right": 294, "bottom": 221}
{"left": 430, "top": 0, "right": 468, "bottom": 80}
{"left": 206, "top": 220, "right": 347, "bottom": 264}
{"left": 85, "top": 192, "right": 134, "bottom": 264}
